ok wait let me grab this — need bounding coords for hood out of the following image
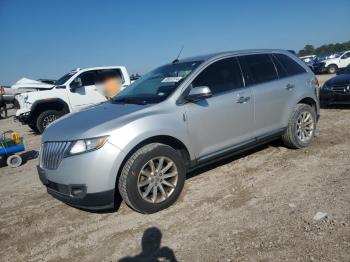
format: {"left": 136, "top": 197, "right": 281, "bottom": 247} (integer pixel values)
{"left": 326, "top": 74, "right": 350, "bottom": 86}
{"left": 43, "top": 102, "right": 152, "bottom": 141}
{"left": 11, "top": 77, "right": 54, "bottom": 90}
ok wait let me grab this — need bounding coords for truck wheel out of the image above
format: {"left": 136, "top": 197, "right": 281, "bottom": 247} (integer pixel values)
{"left": 118, "top": 143, "right": 186, "bottom": 214}
{"left": 36, "top": 110, "right": 62, "bottom": 134}
{"left": 327, "top": 64, "right": 338, "bottom": 74}
{"left": 7, "top": 155, "right": 22, "bottom": 168}
{"left": 282, "top": 104, "right": 316, "bottom": 149}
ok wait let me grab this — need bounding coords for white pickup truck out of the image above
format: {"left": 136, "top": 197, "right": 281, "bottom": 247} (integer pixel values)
{"left": 313, "top": 50, "right": 350, "bottom": 74}
{"left": 15, "top": 66, "right": 131, "bottom": 133}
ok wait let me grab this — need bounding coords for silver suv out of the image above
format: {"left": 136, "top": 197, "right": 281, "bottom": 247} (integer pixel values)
{"left": 38, "top": 50, "right": 320, "bottom": 213}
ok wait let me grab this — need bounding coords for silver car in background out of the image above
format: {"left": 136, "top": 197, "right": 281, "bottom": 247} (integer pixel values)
{"left": 38, "top": 49, "right": 320, "bottom": 213}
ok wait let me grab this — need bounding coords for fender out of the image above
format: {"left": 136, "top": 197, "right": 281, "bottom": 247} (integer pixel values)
{"left": 31, "top": 98, "right": 70, "bottom": 114}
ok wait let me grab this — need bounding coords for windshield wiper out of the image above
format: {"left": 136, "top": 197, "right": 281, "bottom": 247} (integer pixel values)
{"left": 112, "top": 97, "right": 148, "bottom": 105}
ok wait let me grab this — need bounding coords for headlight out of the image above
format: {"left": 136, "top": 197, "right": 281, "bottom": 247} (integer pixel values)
{"left": 68, "top": 136, "right": 109, "bottom": 156}
{"left": 322, "top": 82, "right": 330, "bottom": 90}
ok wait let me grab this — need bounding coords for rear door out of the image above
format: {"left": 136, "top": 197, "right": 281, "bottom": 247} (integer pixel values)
{"left": 67, "top": 70, "right": 107, "bottom": 112}
{"left": 238, "top": 53, "right": 305, "bottom": 137}
{"left": 184, "top": 57, "right": 254, "bottom": 159}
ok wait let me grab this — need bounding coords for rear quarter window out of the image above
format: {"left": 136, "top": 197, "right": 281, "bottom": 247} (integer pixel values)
{"left": 274, "top": 53, "right": 306, "bottom": 77}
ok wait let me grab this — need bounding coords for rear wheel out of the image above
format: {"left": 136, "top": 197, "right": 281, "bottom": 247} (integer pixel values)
{"left": 36, "top": 110, "right": 62, "bottom": 134}
{"left": 327, "top": 64, "right": 338, "bottom": 74}
{"left": 282, "top": 104, "right": 316, "bottom": 149}
{"left": 118, "top": 143, "right": 186, "bottom": 214}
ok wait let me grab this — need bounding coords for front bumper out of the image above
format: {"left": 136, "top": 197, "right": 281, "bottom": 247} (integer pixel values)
{"left": 319, "top": 88, "right": 334, "bottom": 104}
{"left": 38, "top": 166, "right": 115, "bottom": 210}
{"left": 37, "top": 141, "right": 126, "bottom": 210}
{"left": 15, "top": 112, "right": 31, "bottom": 124}
{"left": 313, "top": 63, "right": 327, "bottom": 73}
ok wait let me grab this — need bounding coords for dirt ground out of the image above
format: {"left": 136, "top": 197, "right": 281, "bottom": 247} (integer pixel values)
{"left": 0, "top": 74, "right": 349, "bottom": 262}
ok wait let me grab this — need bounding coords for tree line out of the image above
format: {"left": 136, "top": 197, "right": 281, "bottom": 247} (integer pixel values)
{"left": 298, "top": 41, "right": 350, "bottom": 56}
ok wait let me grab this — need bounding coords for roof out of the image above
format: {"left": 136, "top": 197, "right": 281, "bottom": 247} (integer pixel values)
{"left": 178, "top": 49, "right": 291, "bottom": 63}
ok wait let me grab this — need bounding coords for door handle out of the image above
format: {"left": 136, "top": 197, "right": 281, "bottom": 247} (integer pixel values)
{"left": 285, "top": 84, "right": 295, "bottom": 90}
{"left": 237, "top": 96, "right": 250, "bottom": 104}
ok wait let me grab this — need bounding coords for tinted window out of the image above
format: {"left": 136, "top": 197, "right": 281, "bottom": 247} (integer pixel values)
{"left": 241, "top": 54, "right": 278, "bottom": 84}
{"left": 342, "top": 52, "right": 350, "bottom": 59}
{"left": 79, "top": 71, "right": 97, "bottom": 86}
{"left": 274, "top": 53, "right": 306, "bottom": 76}
{"left": 192, "top": 57, "right": 243, "bottom": 95}
{"left": 271, "top": 54, "right": 288, "bottom": 78}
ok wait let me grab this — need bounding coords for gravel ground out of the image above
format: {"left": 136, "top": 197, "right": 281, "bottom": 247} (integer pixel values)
{"left": 0, "top": 74, "right": 349, "bottom": 262}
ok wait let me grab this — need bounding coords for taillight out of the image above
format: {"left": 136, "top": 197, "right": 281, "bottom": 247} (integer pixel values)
{"left": 0, "top": 87, "right": 4, "bottom": 95}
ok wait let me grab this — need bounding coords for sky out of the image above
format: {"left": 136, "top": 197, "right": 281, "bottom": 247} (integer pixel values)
{"left": 0, "top": 0, "right": 349, "bottom": 85}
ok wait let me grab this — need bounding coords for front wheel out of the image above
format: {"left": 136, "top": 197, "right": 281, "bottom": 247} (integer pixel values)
{"left": 282, "top": 104, "right": 317, "bottom": 149}
{"left": 36, "top": 110, "right": 63, "bottom": 134}
{"left": 118, "top": 143, "right": 186, "bottom": 214}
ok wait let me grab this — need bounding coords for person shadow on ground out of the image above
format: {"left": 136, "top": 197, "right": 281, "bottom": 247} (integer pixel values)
{"left": 119, "top": 227, "right": 177, "bottom": 262}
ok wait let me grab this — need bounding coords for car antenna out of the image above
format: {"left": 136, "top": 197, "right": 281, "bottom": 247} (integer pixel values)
{"left": 172, "top": 45, "right": 184, "bottom": 64}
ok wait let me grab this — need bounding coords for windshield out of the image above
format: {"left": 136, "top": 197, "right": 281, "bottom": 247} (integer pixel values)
{"left": 112, "top": 61, "right": 202, "bottom": 104}
{"left": 329, "top": 52, "right": 344, "bottom": 59}
{"left": 55, "top": 72, "right": 76, "bottom": 85}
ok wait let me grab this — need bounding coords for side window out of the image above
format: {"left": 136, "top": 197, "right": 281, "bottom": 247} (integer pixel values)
{"left": 271, "top": 54, "right": 288, "bottom": 78}
{"left": 274, "top": 53, "right": 306, "bottom": 76}
{"left": 192, "top": 57, "right": 243, "bottom": 95}
{"left": 240, "top": 54, "right": 278, "bottom": 84}
{"left": 98, "top": 69, "right": 124, "bottom": 84}
{"left": 341, "top": 52, "right": 350, "bottom": 59}
{"left": 78, "top": 71, "right": 97, "bottom": 86}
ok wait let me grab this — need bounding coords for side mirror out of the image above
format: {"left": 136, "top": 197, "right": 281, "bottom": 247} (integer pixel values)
{"left": 186, "top": 86, "right": 212, "bottom": 102}
{"left": 70, "top": 77, "right": 82, "bottom": 91}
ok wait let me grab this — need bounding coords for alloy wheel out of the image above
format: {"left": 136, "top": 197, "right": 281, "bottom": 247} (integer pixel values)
{"left": 296, "top": 111, "right": 314, "bottom": 142}
{"left": 137, "top": 156, "right": 178, "bottom": 203}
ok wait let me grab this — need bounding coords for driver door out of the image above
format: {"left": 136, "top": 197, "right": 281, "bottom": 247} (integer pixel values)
{"left": 67, "top": 70, "right": 107, "bottom": 112}
{"left": 183, "top": 57, "right": 254, "bottom": 159}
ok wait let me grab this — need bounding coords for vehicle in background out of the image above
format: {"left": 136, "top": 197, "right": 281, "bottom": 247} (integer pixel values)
{"left": 38, "top": 49, "right": 319, "bottom": 213}
{"left": 15, "top": 66, "right": 131, "bottom": 133}
{"left": 313, "top": 51, "right": 350, "bottom": 74}
{"left": 130, "top": 73, "right": 142, "bottom": 83}
{"left": 0, "top": 86, "right": 20, "bottom": 110}
{"left": 299, "top": 55, "right": 317, "bottom": 72}
{"left": 320, "top": 64, "right": 350, "bottom": 106}
{"left": 299, "top": 55, "right": 316, "bottom": 64}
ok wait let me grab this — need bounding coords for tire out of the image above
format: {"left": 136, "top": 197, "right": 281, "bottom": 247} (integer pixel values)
{"left": 36, "top": 110, "right": 62, "bottom": 134}
{"left": 7, "top": 155, "right": 22, "bottom": 168}
{"left": 282, "top": 104, "right": 317, "bottom": 149}
{"left": 118, "top": 143, "right": 186, "bottom": 214}
{"left": 28, "top": 122, "right": 39, "bottom": 133}
{"left": 327, "top": 64, "right": 338, "bottom": 74}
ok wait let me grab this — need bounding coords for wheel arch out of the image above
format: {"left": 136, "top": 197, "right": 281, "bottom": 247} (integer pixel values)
{"left": 114, "top": 135, "right": 191, "bottom": 196}
{"left": 297, "top": 96, "right": 320, "bottom": 120}
{"left": 30, "top": 99, "right": 70, "bottom": 120}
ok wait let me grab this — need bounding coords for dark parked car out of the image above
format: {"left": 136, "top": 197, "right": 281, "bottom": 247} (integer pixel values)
{"left": 320, "top": 65, "right": 350, "bottom": 105}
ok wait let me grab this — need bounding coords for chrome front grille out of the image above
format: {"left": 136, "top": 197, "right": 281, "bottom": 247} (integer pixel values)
{"left": 40, "top": 141, "right": 72, "bottom": 170}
